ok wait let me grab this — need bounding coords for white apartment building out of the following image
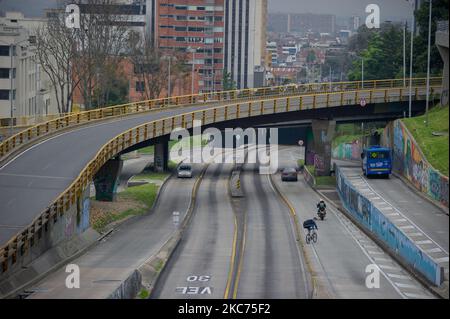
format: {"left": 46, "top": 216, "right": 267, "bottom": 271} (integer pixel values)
{"left": 0, "top": 12, "right": 58, "bottom": 120}
{"left": 224, "top": 0, "right": 267, "bottom": 89}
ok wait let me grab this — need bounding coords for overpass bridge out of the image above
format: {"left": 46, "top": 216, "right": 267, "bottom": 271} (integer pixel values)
{"left": 0, "top": 77, "right": 443, "bottom": 279}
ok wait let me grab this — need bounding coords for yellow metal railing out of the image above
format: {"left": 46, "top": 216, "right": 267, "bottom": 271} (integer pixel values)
{"left": 0, "top": 77, "right": 442, "bottom": 161}
{"left": 0, "top": 81, "right": 443, "bottom": 271}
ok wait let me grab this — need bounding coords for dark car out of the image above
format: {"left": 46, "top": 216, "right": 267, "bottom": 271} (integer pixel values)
{"left": 281, "top": 167, "right": 298, "bottom": 182}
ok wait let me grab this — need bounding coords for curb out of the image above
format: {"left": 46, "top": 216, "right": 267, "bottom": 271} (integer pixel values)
{"left": 139, "top": 164, "right": 208, "bottom": 299}
{"left": 268, "top": 173, "right": 329, "bottom": 299}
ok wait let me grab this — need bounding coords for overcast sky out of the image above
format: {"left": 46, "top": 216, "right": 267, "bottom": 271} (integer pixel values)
{"left": 1, "top": 0, "right": 412, "bottom": 21}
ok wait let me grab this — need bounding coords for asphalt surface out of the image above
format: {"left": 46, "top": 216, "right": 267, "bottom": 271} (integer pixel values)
{"left": 151, "top": 162, "right": 235, "bottom": 299}
{"left": 334, "top": 159, "right": 449, "bottom": 280}
{"left": 0, "top": 86, "right": 429, "bottom": 246}
{"left": 236, "top": 162, "right": 311, "bottom": 299}
{"left": 27, "top": 165, "right": 200, "bottom": 299}
{"left": 274, "top": 148, "right": 434, "bottom": 298}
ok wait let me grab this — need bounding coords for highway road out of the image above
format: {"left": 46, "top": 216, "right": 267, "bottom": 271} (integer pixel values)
{"left": 274, "top": 147, "right": 435, "bottom": 299}
{"left": 151, "top": 162, "right": 235, "bottom": 299}
{"left": 334, "top": 159, "right": 449, "bottom": 281}
{"left": 27, "top": 165, "right": 201, "bottom": 299}
{"left": 235, "top": 162, "right": 311, "bottom": 299}
{"left": 0, "top": 85, "right": 431, "bottom": 247}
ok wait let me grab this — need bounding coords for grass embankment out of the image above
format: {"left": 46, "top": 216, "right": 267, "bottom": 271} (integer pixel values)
{"left": 91, "top": 171, "right": 169, "bottom": 232}
{"left": 305, "top": 165, "right": 336, "bottom": 187}
{"left": 402, "top": 104, "right": 449, "bottom": 176}
{"left": 137, "top": 136, "right": 209, "bottom": 155}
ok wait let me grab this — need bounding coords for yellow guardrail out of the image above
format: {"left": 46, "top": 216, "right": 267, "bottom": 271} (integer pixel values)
{"left": 0, "top": 77, "right": 442, "bottom": 161}
{"left": 0, "top": 80, "right": 443, "bottom": 271}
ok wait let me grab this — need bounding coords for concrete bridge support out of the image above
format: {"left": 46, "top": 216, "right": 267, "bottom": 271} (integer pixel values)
{"left": 311, "top": 119, "right": 336, "bottom": 176}
{"left": 154, "top": 141, "right": 169, "bottom": 172}
{"left": 436, "top": 22, "right": 449, "bottom": 106}
{"left": 93, "top": 157, "right": 123, "bottom": 202}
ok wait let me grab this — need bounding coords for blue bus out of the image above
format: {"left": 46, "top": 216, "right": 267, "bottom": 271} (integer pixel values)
{"left": 361, "top": 146, "right": 392, "bottom": 178}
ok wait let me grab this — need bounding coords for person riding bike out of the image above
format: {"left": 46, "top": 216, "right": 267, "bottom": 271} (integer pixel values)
{"left": 303, "top": 218, "right": 318, "bottom": 235}
{"left": 317, "top": 199, "right": 326, "bottom": 212}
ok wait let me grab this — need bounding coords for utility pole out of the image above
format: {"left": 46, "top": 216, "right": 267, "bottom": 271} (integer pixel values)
{"left": 425, "top": 0, "right": 432, "bottom": 127}
{"left": 408, "top": 2, "right": 415, "bottom": 117}
{"left": 168, "top": 56, "right": 171, "bottom": 99}
{"left": 403, "top": 21, "right": 407, "bottom": 87}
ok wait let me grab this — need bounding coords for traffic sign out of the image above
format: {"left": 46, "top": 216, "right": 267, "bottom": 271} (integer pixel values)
{"left": 360, "top": 97, "right": 367, "bottom": 107}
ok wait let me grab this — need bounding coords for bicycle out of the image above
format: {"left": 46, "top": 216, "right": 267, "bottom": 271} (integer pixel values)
{"left": 305, "top": 228, "right": 318, "bottom": 244}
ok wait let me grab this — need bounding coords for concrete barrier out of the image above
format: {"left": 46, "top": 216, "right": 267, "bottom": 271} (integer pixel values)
{"left": 335, "top": 165, "right": 444, "bottom": 286}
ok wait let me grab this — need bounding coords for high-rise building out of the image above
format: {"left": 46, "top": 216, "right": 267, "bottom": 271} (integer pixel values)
{"left": 147, "top": 0, "right": 226, "bottom": 93}
{"left": 147, "top": 0, "right": 267, "bottom": 91}
{"left": 0, "top": 12, "right": 58, "bottom": 120}
{"left": 224, "top": 0, "right": 267, "bottom": 89}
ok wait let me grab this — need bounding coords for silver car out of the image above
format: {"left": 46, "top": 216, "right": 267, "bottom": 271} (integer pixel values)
{"left": 281, "top": 167, "right": 298, "bottom": 182}
{"left": 177, "top": 164, "right": 193, "bottom": 178}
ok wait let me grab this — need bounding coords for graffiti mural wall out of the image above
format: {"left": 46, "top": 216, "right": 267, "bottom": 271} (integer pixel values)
{"left": 336, "top": 166, "right": 443, "bottom": 285}
{"left": 332, "top": 140, "right": 362, "bottom": 161}
{"left": 382, "top": 120, "right": 449, "bottom": 207}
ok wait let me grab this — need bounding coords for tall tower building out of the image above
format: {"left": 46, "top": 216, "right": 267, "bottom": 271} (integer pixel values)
{"left": 146, "top": 0, "right": 225, "bottom": 93}
{"left": 224, "top": 0, "right": 267, "bottom": 89}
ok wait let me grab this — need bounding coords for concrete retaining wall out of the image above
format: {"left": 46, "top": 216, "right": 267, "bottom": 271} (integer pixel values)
{"left": 336, "top": 165, "right": 444, "bottom": 286}
{"left": 332, "top": 141, "right": 361, "bottom": 161}
{"left": 0, "top": 186, "right": 97, "bottom": 298}
{"left": 381, "top": 120, "right": 449, "bottom": 207}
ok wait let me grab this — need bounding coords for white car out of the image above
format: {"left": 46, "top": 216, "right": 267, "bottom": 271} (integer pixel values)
{"left": 177, "top": 164, "right": 193, "bottom": 178}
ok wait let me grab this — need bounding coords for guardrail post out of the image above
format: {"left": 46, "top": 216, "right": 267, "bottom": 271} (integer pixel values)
{"left": 182, "top": 115, "right": 186, "bottom": 128}
{"left": 384, "top": 90, "right": 388, "bottom": 103}
{"left": 299, "top": 96, "right": 303, "bottom": 110}
{"left": 355, "top": 91, "right": 358, "bottom": 104}
{"left": 248, "top": 102, "right": 252, "bottom": 117}
{"left": 224, "top": 106, "right": 228, "bottom": 120}
{"left": 260, "top": 100, "right": 264, "bottom": 114}
{"left": 326, "top": 94, "right": 329, "bottom": 107}
{"left": 369, "top": 90, "right": 373, "bottom": 103}
{"left": 213, "top": 109, "right": 217, "bottom": 122}
{"left": 153, "top": 122, "right": 157, "bottom": 137}
{"left": 400, "top": 88, "right": 403, "bottom": 102}
{"left": 415, "top": 87, "right": 419, "bottom": 100}
{"left": 313, "top": 95, "right": 316, "bottom": 109}
{"left": 236, "top": 104, "right": 240, "bottom": 118}
{"left": 286, "top": 97, "right": 290, "bottom": 112}
{"left": 273, "top": 99, "right": 277, "bottom": 113}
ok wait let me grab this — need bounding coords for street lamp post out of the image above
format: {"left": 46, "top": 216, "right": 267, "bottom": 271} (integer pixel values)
{"left": 168, "top": 56, "right": 171, "bottom": 99}
{"left": 361, "top": 57, "right": 364, "bottom": 89}
{"left": 425, "top": 0, "right": 433, "bottom": 127}
{"left": 408, "top": 1, "right": 415, "bottom": 118}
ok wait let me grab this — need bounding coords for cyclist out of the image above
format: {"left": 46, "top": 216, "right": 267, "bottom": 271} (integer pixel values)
{"left": 317, "top": 199, "right": 326, "bottom": 213}
{"left": 317, "top": 199, "right": 327, "bottom": 220}
{"left": 303, "top": 218, "right": 318, "bottom": 235}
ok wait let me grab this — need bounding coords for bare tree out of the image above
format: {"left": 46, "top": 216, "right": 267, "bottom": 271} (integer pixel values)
{"left": 35, "top": 1, "right": 80, "bottom": 114}
{"left": 74, "top": 0, "right": 130, "bottom": 109}
{"left": 129, "top": 32, "right": 190, "bottom": 100}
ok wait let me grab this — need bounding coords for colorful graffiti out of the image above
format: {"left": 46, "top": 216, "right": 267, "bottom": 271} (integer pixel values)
{"left": 336, "top": 166, "right": 443, "bottom": 285}
{"left": 332, "top": 140, "right": 361, "bottom": 161}
{"left": 382, "top": 120, "right": 449, "bottom": 207}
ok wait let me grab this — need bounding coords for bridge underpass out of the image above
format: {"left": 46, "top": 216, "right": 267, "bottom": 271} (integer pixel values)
{"left": 0, "top": 78, "right": 442, "bottom": 295}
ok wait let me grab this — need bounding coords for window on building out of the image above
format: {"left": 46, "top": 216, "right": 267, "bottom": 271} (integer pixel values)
{"left": 136, "top": 81, "right": 145, "bottom": 92}
{"left": 0, "top": 68, "right": 9, "bottom": 79}
{"left": 0, "top": 46, "right": 10, "bottom": 56}
{"left": 0, "top": 90, "right": 9, "bottom": 100}
{"left": 175, "top": 26, "right": 187, "bottom": 31}
{"left": 176, "top": 16, "right": 187, "bottom": 21}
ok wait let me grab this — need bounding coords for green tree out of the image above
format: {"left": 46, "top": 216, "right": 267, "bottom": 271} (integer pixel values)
{"left": 413, "top": 0, "right": 449, "bottom": 75}
{"left": 222, "top": 71, "right": 236, "bottom": 91}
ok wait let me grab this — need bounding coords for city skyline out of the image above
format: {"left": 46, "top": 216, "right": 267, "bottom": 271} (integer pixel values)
{"left": 1, "top": 0, "right": 413, "bottom": 22}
